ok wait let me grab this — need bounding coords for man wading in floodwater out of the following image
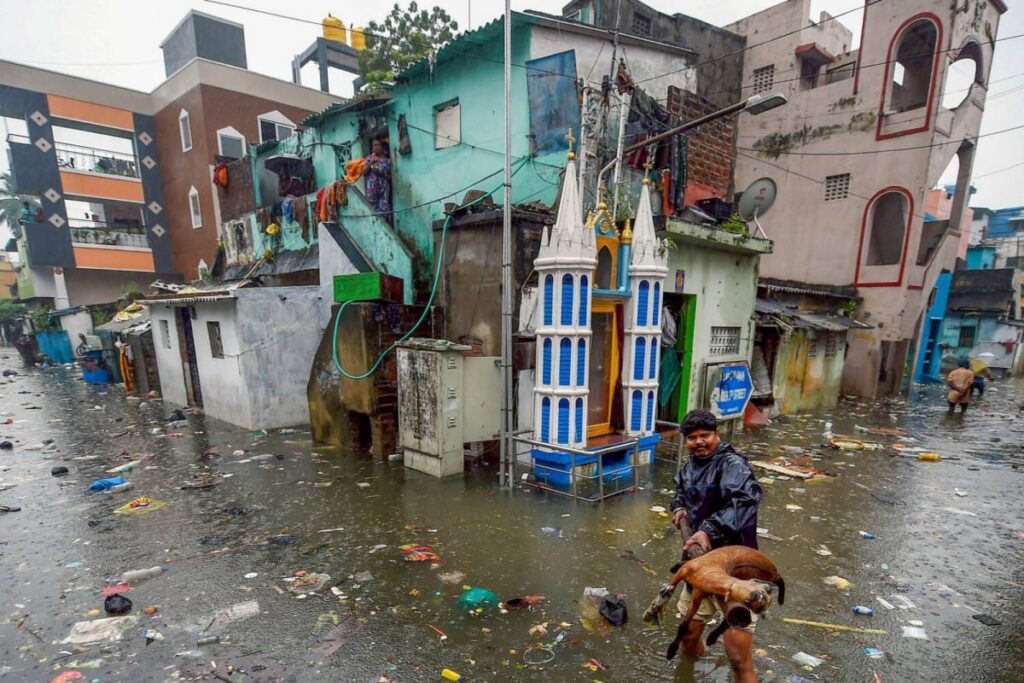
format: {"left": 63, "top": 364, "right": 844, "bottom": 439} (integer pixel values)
{"left": 669, "top": 410, "right": 763, "bottom": 683}
{"left": 947, "top": 359, "right": 975, "bottom": 415}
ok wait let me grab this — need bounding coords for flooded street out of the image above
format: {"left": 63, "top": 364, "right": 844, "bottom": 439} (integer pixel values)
{"left": 1, "top": 348, "right": 1022, "bottom": 683}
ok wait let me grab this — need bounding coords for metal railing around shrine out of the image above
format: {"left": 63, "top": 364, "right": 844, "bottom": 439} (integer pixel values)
{"left": 512, "top": 431, "right": 641, "bottom": 502}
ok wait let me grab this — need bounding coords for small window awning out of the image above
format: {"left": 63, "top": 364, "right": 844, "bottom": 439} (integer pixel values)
{"left": 795, "top": 43, "right": 836, "bottom": 66}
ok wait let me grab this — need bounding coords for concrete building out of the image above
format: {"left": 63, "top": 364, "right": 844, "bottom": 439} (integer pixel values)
{"left": 146, "top": 284, "right": 321, "bottom": 429}
{"left": 560, "top": 0, "right": 746, "bottom": 108}
{"left": 727, "top": 0, "right": 1006, "bottom": 397}
{"left": 0, "top": 10, "right": 340, "bottom": 303}
{"left": 970, "top": 205, "right": 1024, "bottom": 269}
{"left": 752, "top": 280, "right": 869, "bottom": 417}
{"left": 940, "top": 267, "right": 1024, "bottom": 376}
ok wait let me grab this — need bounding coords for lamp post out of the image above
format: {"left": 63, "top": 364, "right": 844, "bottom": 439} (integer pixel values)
{"left": 596, "top": 92, "right": 789, "bottom": 198}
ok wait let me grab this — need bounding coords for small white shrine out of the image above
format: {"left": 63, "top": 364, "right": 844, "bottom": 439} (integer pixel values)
{"left": 531, "top": 140, "right": 669, "bottom": 491}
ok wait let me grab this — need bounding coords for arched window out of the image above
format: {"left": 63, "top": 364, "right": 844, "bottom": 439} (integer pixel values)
{"left": 576, "top": 339, "right": 586, "bottom": 386}
{"left": 942, "top": 42, "right": 984, "bottom": 110}
{"left": 557, "top": 398, "right": 570, "bottom": 444}
{"left": 559, "top": 337, "right": 571, "bottom": 385}
{"left": 596, "top": 247, "right": 613, "bottom": 289}
{"left": 646, "top": 391, "right": 655, "bottom": 431}
{"left": 634, "top": 337, "right": 647, "bottom": 381}
{"left": 866, "top": 191, "right": 910, "bottom": 266}
{"left": 578, "top": 275, "right": 589, "bottom": 325}
{"left": 649, "top": 338, "right": 658, "bottom": 380}
{"left": 574, "top": 398, "right": 583, "bottom": 443}
{"left": 560, "top": 274, "right": 574, "bottom": 326}
{"left": 543, "top": 274, "right": 553, "bottom": 326}
{"left": 652, "top": 283, "right": 661, "bottom": 326}
{"left": 541, "top": 338, "right": 552, "bottom": 385}
{"left": 637, "top": 280, "right": 650, "bottom": 326}
{"left": 630, "top": 390, "right": 642, "bottom": 432}
{"left": 888, "top": 19, "right": 939, "bottom": 113}
{"left": 540, "top": 397, "right": 551, "bottom": 442}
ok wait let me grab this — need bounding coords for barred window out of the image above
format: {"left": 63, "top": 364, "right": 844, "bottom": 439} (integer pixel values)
{"left": 808, "top": 338, "right": 819, "bottom": 359}
{"left": 825, "top": 173, "right": 851, "bottom": 201}
{"left": 752, "top": 65, "right": 775, "bottom": 94}
{"left": 632, "top": 12, "right": 651, "bottom": 36}
{"left": 710, "top": 326, "right": 741, "bottom": 356}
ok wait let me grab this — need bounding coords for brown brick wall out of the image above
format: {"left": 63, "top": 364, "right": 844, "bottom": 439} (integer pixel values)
{"left": 667, "top": 87, "right": 736, "bottom": 198}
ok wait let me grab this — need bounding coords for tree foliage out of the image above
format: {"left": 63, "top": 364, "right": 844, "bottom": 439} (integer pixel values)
{"left": 358, "top": 2, "right": 459, "bottom": 88}
{"left": 0, "top": 172, "right": 39, "bottom": 234}
{"left": 0, "top": 299, "right": 26, "bottom": 324}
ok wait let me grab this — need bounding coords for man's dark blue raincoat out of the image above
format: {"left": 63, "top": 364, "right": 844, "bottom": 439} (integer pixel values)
{"left": 669, "top": 442, "right": 763, "bottom": 549}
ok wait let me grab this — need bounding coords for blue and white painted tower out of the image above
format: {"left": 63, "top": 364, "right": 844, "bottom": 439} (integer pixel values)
{"left": 533, "top": 141, "right": 597, "bottom": 449}
{"left": 621, "top": 172, "right": 668, "bottom": 439}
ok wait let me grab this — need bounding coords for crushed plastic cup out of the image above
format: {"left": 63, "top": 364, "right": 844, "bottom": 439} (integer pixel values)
{"left": 792, "top": 652, "right": 824, "bottom": 668}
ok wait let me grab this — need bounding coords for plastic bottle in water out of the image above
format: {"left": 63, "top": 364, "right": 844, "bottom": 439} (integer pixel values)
{"left": 852, "top": 605, "right": 875, "bottom": 616}
{"left": 109, "top": 482, "right": 133, "bottom": 493}
{"left": 119, "top": 566, "right": 165, "bottom": 583}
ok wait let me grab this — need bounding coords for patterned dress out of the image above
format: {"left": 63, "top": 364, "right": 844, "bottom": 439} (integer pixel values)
{"left": 366, "top": 154, "right": 392, "bottom": 215}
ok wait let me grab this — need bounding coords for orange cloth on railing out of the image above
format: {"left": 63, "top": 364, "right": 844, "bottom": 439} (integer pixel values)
{"left": 344, "top": 158, "right": 367, "bottom": 183}
{"left": 213, "top": 161, "right": 229, "bottom": 190}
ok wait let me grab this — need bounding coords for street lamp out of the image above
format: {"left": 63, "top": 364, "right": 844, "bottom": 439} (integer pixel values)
{"left": 596, "top": 92, "right": 788, "bottom": 193}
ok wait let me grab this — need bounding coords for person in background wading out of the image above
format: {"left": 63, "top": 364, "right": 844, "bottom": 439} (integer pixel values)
{"left": 669, "top": 409, "right": 763, "bottom": 683}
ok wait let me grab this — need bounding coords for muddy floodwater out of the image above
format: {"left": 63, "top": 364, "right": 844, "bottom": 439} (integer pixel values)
{"left": 1, "top": 349, "right": 1022, "bottom": 682}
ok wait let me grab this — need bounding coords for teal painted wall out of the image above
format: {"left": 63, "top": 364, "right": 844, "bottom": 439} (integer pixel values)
{"left": 386, "top": 24, "right": 564, "bottom": 280}
{"left": 241, "top": 19, "right": 574, "bottom": 303}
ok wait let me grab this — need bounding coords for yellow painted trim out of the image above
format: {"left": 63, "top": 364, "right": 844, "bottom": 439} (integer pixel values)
{"left": 587, "top": 299, "right": 620, "bottom": 437}
{"left": 595, "top": 235, "right": 619, "bottom": 289}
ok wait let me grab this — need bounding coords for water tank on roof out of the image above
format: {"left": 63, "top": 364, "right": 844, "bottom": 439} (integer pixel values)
{"left": 322, "top": 14, "right": 347, "bottom": 44}
{"left": 350, "top": 27, "right": 366, "bottom": 51}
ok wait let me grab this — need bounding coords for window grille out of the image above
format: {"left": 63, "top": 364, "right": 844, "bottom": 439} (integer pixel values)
{"left": 825, "top": 173, "right": 851, "bottom": 201}
{"left": 710, "top": 326, "right": 741, "bottom": 356}
{"left": 752, "top": 65, "right": 775, "bottom": 94}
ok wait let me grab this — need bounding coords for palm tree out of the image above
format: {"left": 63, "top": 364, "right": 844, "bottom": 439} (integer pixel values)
{"left": 0, "top": 172, "right": 40, "bottom": 233}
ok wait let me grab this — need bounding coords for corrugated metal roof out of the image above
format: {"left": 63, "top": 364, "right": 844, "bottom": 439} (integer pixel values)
{"left": 795, "top": 312, "right": 872, "bottom": 331}
{"left": 755, "top": 299, "right": 871, "bottom": 331}
{"left": 759, "top": 278, "right": 859, "bottom": 300}
{"left": 301, "top": 93, "right": 391, "bottom": 127}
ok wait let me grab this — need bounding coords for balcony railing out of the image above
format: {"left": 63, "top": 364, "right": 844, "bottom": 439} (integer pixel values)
{"left": 55, "top": 141, "right": 139, "bottom": 179}
{"left": 71, "top": 226, "right": 148, "bottom": 248}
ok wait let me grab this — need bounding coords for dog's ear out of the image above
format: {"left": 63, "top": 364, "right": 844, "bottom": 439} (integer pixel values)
{"left": 705, "top": 619, "right": 729, "bottom": 646}
{"left": 776, "top": 577, "right": 786, "bottom": 606}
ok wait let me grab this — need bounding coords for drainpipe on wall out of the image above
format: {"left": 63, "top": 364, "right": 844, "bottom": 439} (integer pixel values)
{"left": 616, "top": 217, "right": 632, "bottom": 295}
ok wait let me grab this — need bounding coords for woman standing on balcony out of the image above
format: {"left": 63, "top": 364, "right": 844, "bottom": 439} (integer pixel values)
{"left": 365, "top": 139, "right": 392, "bottom": 216}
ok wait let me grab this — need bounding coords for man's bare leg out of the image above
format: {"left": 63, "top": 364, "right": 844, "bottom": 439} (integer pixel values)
{"left": 723, "top": 628, "right": 757, "bottom": 683}
{"left": 680, "top": 619, "right": 705, "bottom": 658}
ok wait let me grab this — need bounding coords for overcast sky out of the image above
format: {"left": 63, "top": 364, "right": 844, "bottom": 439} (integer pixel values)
{"left": 1, "top": 0, "right": 1021, "bottom": 210}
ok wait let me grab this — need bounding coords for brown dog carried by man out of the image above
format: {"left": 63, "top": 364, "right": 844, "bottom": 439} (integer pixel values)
{"left": 644, "top": 410, "right": 785, "bottom": 683}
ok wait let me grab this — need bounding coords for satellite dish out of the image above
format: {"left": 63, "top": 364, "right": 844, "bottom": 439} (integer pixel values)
{"left": 736, "top": 177, "right": 777, "bottom": 239}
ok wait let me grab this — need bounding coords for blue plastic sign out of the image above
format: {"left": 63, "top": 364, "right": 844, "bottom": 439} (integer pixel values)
{"left": 706, "top": 362, "right": 753, "bottom": 420}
